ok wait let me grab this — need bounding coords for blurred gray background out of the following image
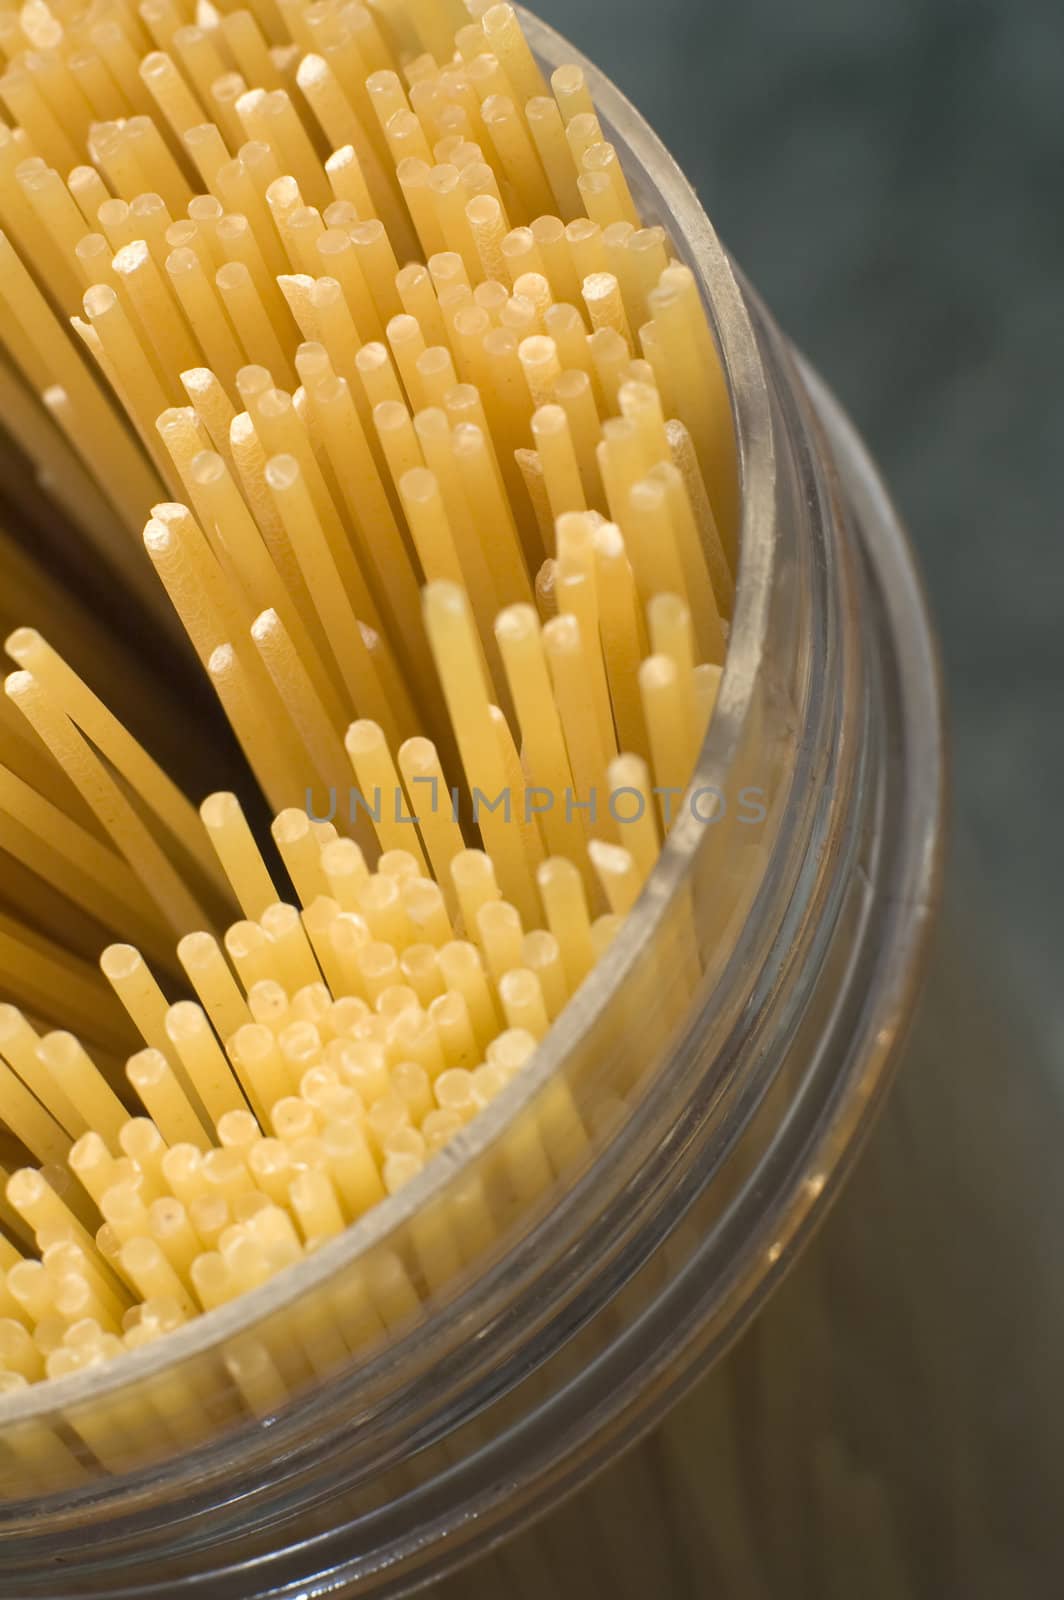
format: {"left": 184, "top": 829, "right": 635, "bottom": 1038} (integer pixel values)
{"left": 538, "top": 0, "right": 1063, "bottom": 1071}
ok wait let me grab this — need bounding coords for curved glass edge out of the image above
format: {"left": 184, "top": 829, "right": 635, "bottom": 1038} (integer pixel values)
{"left": 323, "top": 324, "right": 949, "bottom": 1600}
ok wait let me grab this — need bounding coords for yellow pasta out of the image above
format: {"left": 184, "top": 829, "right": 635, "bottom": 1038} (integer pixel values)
{"left": 0, "top": 0, "right": 739, "bottom": 1469}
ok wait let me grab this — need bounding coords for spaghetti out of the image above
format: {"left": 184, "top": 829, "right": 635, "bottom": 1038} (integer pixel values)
{"left": 0, "top": 0, "right": 736, "bottom": 1469}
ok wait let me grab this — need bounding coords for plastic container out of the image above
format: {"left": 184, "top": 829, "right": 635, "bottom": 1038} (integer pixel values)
{"left": 0, "top": 11, "right": 959, "bottom": 1597}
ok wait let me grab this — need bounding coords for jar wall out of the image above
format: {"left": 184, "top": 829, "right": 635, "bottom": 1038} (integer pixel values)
{"left": 428, "top": 909, "right": 1063, "bottom": 1600}
{"left": 258, "top": 330, "right": 952, "bottom": 1599}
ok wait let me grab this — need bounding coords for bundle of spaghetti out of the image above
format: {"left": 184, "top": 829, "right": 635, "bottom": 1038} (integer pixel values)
{"left": 0, "top": 0, "right": 740, "bottom": 1449}
{"left": 0, "top": 830, "right": 596, "bottom": 1368}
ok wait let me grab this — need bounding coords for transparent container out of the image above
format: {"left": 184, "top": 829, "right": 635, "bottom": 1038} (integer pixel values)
{"left": 0, "top": 11, "right": 980, "bottom": 1597}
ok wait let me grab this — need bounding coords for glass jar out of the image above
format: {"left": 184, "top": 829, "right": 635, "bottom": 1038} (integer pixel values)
{"left": 0, "top": 10, "right": 980, "bottom": 1597}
